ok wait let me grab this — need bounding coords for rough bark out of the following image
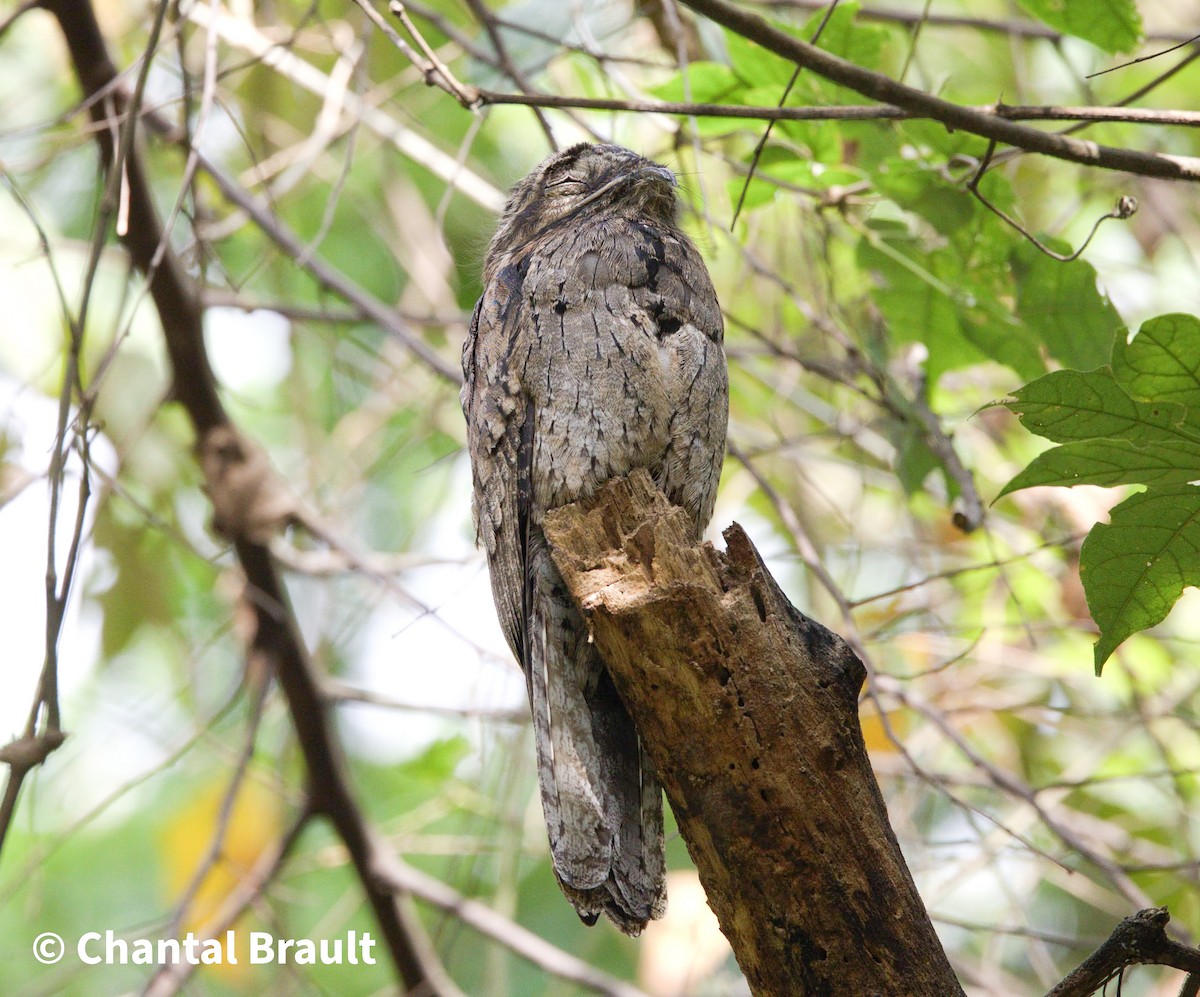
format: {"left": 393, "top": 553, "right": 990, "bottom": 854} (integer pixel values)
{"left": 543, "top": 469, "right": 964, "bottom": 996}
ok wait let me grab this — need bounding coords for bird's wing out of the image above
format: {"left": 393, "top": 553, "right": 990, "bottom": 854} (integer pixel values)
{"left": 463, "top": 263, "right": 532, "bottom": 668}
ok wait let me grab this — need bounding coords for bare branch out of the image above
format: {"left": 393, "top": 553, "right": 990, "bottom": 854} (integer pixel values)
{"left": 1045, "top": 908, "right": 1200, "bottom": 997}
{"left": 756, "top": 0, "right": 1200, "bottom": 45}
{"left": 678, "top": 0, "right": 1200, "bottom": 181}
{"left": 376, "top": 850, "right": 653, "bottom": 997}
{"left": 475, "top": 90, "right": 1200, "bottom": 127}
{"left": 182, "top": 1, "right": 503, "bottom": 211}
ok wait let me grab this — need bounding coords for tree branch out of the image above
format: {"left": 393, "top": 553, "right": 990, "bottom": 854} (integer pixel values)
{"left": 677, "top": 0, "right": 1200, "bottom": 181}
{"left": 1045, "top": 907, "right": 1200, "bottom": 997}
{"left": 374, "top": 858, "right": 652, "bottom": 997}
{"left": 542, "top": 470, "right": 964, "bottom": 996}
{"left": 467, "top": 89, "right": 1200, "bottom": 129}
{"left": 43, "top": 1, "right": 456, "bottom": 991}
{"left": 759, "top": 0, "right": 1200, "bottom": 45}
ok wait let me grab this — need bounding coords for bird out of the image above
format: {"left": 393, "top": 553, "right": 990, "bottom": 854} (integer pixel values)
{"left": 460, "top": 142, "right": 728, "bottom": 934}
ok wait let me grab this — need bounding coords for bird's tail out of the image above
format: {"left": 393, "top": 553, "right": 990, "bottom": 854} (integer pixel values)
{"left": 525, "top": 536, "right": 666, "bottom": 935}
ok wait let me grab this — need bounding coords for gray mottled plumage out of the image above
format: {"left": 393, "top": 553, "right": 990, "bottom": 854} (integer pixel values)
{"left": 461, "top": 143, "right": 728, "bottom": 934}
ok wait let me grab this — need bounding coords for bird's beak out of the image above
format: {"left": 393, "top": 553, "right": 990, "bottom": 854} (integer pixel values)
{"left": 640, "top": 165, "right": 677, "bottom": 187}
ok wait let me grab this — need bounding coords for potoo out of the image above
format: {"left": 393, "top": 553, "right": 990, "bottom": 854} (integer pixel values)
{"left": 461, "top": 143, "right": 728, "bottom": 933}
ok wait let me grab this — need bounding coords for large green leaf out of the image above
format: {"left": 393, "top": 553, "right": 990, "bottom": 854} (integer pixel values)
{"left": 1081, "top": 485, "right": 1200, "bottom": 669}
{"left": 998, "top": 438, "right": 1200, "bottom": 495}
{"left": 1006, "top": 368, "right": 1200, "bottom": 446}
{"left": 1112, "top": 314, "right": 1200, "bottom": 405}
{"left": 798, "top": 2, "right": 887, "bottom": 73}
{"left": 725, "top": 4, "right": 889, "bottom": 104}
{"left": 1016, "top": 0, "right": 1142, "bottom": 53}
{"left": 1003, "top": 316, "right": 1200, "bottom": 670}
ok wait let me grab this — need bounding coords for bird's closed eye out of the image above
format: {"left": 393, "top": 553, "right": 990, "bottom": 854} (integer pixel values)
{"left": 545, "top": 174, "right": 586, "bottom": 194}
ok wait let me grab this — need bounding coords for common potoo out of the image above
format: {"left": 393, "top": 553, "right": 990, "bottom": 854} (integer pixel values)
{"left": 461, "top": 143, "right": 728, "bottom": 934}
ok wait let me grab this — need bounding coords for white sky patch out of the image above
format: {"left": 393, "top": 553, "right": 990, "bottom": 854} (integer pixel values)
{"left": 204, "top": 307, "right": 293, "bottom": 392}
{"left": 338, "top": 456, "right": 526, "bottom": 763}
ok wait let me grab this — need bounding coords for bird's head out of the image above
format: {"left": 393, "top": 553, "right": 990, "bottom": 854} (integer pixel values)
{"left": 488, "top": 143, "right": 679, "bottom": 259}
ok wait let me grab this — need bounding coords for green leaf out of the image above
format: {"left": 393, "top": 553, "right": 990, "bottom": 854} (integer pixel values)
{"left": 1006, "top": 368, "right": 1200, "bottom": 446}
{"left": 1016, "top": 0, "right": 1142, "bottom": 54}
{"left": 998, "top": 438, "right": 1200, "bottom": 496}
{"left": 800, "top": 2, "right": 885, "bottom": 71}
{"left": 1011, "top": 242, "right": 1127, "bottom": 371}
{"left": 874, "top": 159, "right": 976, "bottom": 236}
{"left": 725, "top": 25, "right": 795, "bottom": 88}
{"left": 894, "top": 425, "right": 944, "bottom": 496}
{"left": 1001, "top": 318, "right": 1200, "bottom": 666}
{"left": 729, "top": 146, "right": 862, "bottom": 208}
{"left": 859, "top": 235, "right": 983, "bottom": 377}
{"left": 771, "top": 115, "right": 846, "bottom": 163}
{"left": 90, "top": 502, "right": 180, "bottom": 659}
{"left": 649, "top": 61, "right": 741, "bottom": 104}
{"left": 725, "top": 6, "right": 888, "bottom": 99}
{"left": 727, "top": 173, "right": 778, "bottom": 212}
{"left": 859, "top": 229, "right": 1045, "bottom": 381}
{"left": 1112, "top": 314, "right": 1200, "bottom": 405}
{"left": 1081, "top": 485, "right": 1200, "bottom": 670}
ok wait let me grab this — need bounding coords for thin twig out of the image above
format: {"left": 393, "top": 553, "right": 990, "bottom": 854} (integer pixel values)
{"left": 324, "top": 679, "right": 527, "bottom": 722}
{"left": 388, "top": 0, "right": 481, "bottom": 106}
{"left": 731, "top": 0, "right": 842, "bottom": 228}
{"left": 157, "top": 674, "right": 270, "bottom": 946}
{"left": 727, "top": 441, "right": 864, "bottom": 645}
{"left": 373, "top": 856, "right": 653, "bottom": 997}
{"left": 888, "top": 681, "right": 1170, "bottom": 924}
{"left": 351, "top": 0, "right": 430, "bottom": 75}
{"left": 896, "top": 0, "right": 933, "bottom": 83}
{"left": 190, "top": 144, "right": 462, "bottom": 382}
{"left": 460, "top": 0, "right": 556, "bottom": 146}
{"left": 1087, "top": 32, "right": 1200, "bottom": 79}
{"left": 967, "top": 138, "right": 1139, "bottom": 262}
{"left": 142, "top": 811, "right": 310, "bottom": 997}
{"left": 897, "top": 387, "right": 985, "bottom": 531}
{"left": 182, "top": 1, "right": 502, "bottom": 210}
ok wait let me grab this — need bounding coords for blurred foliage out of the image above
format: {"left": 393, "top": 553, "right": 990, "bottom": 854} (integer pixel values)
{"left": 2, "top": 0, "right": 1200, "bottom": 994}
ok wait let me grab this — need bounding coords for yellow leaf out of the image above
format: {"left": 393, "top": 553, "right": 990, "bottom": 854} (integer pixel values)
{"left": 159, "top": 772, "right": 285, "bottom": 979}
